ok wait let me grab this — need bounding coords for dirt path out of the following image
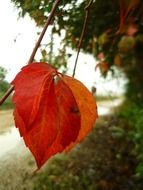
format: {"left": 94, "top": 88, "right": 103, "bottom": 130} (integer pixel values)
{"left": 0, "top": 147, "right": 36, "bottom": 190}
{"left": 0, "top": 109, "right": 14, "bottom": 132}
{"left": 0, "top": 109, "right": 37, "bottom": 190}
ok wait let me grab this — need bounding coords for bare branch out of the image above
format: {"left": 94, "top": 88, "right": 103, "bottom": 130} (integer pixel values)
{"left": 72, "top": 0, "right": 94, "bottom": 77}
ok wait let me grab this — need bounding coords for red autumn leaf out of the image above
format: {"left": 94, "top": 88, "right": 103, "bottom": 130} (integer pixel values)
{"left": 11, "top": 62, "right": 97, "bottom": 169}
{"left": 12, "top": 63, "right": 80, "bottom": 168}
{"left": 96, "top": 61, "right": 109, "bottom": 74}
{"left": 12, "top": 63, "right": 57, "bottom": 131}
{"left": 21, "top": 77, "right": 59, "bottom": 167}
{"left": 55, "top": 78, "right": 81, "bottom": 147}
{"left": 97, "top": 52, "right": 104, "bottom": 60}
{"left": 126, "top": 24, "right": 138, "bottom": 36}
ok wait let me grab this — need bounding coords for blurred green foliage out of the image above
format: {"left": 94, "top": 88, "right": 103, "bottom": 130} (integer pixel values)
{"left": 0, "top": 66, "right": 13, "bottom": 110}
{"left": 0, "top": 66, "right": 7, "bottom": 81}
{"left": 120, "top": 101, "right": 143, "bottom": 180}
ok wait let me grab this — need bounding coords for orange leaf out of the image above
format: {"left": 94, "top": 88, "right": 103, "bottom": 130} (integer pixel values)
{"left": 114, "top": 54, "right": 122, "bottom": 67}
{"left": 126, "top": 24, "right": 138, "bottom": 36}
{"left": 99, "top": 61, "right": 109, "bottom": 74}
{"left": 63, "top": 75, "right": 98, "bottom": 151}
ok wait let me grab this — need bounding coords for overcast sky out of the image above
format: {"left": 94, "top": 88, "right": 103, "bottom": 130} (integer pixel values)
{"left": 0, "top": 0, "right": 38, "bottom": 80}
{"left": 0, "top": 0, "right": 126, "bottom": 95}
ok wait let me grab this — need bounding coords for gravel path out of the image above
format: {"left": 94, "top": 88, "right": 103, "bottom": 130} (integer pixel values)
{"left": 0, "top": 141, "right": 37, "bottom": 190}
{"left": 0, "top": 110, "right": 37, "bottom": 190}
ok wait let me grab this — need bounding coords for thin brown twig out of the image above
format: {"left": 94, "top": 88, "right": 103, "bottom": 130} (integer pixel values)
{"left": 27, "top": 0, "right": 61, "bottom": 64}
{"left": 0, "top": 0, "right": 61, "bottom": 106}
{"left": 72, "top": 0, "right": 94, "bottom": 77}
{"left": 0, "top": 86, "right": 14, "bottom": 106}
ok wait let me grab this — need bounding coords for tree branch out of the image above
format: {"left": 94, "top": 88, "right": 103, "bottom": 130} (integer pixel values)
{"left": 0, "top": 0, "right": 61, "bottom": 106}
{"left": 72, "top": 0, "right": 94, "bottom": 77}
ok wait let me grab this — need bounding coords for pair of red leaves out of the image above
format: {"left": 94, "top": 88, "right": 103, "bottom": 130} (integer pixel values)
{"left": 12, "top": 62, "right": 97, "bottom": 169}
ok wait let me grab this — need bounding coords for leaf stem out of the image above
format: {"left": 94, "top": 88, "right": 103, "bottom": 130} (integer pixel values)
{"left": 72, "top": 0, "right": 94, "bottom": 77}
{"left": 0, "top": 0, "right": 61, "bottom": 106}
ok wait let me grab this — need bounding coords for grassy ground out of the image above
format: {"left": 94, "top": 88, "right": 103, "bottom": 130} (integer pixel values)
{"left": 32, "top": 116, "right": 137, "bottom": 190}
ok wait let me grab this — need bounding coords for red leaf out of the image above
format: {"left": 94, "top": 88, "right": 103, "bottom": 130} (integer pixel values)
{"left": 126, "top": 24, "right": 138, "bottom": 36}
{"left": 23, "top": 77, "right": 60, "bottom": 167}
{"left": 12, "top": 63, "right": 57, "bottom": 131}
{"left": 37, "top": 78, "right": 81, "bottom": 167}
{"left": 11, "top": 63, "right": 81, "bottom": 168}
{"left": 55, "top": 78, "right": 81, "bottom": 147}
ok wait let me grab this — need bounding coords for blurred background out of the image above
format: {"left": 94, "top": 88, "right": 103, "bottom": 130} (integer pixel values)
{"left": 0, "top": 0, "right": 143, "bottom": 189}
